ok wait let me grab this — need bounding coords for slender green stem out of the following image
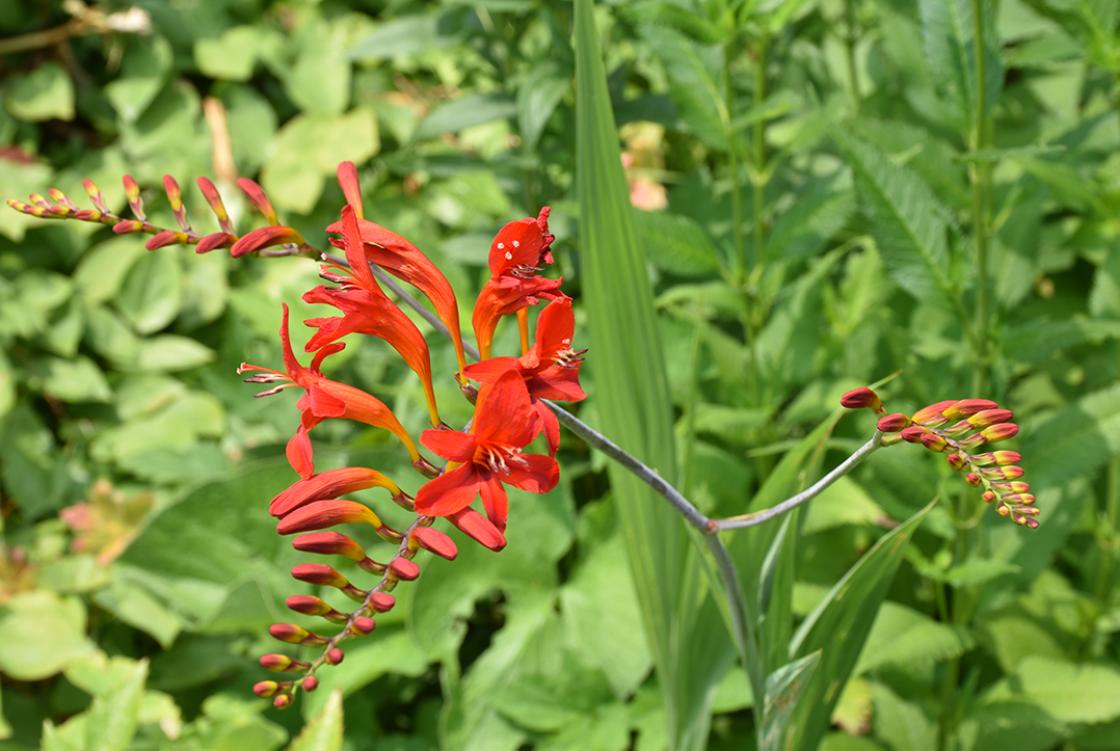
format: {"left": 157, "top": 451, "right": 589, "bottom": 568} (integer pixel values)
{"left": 970, "top": 0, "right": 993, "bottom": 394}
{"left": 1093, "top": 457, "right": 1120, "bottom": 606}
{"left": 751, "top": 33, "right": 769, "bottom": 276}
{"left": 725, "top": 41, "right": 746, "bottom": 282}
{"left": 844, "top": 0, "right": 861, "bottom": 112}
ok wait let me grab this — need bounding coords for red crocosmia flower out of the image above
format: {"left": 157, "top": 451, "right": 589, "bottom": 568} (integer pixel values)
{"left": 270, "top": 467, "right": 402, "bottom": 518}
{"left": 472, "top": 275, "right": 564, "bottom": 359}
{"left": 414, "top": 371, "right": 558, "bottom": 531}
{"left": 488, "top": 207, "right": 554, "bottom": 277}
{"left": 465, "top": 297, "right": 585, "bottom": 454}
{"left": 304, "top": 206, "right": 441, "bottom": 427}
{"left": 325, "top": 208, "right": 467, "bottom": 379}
{"left": 239, "top": 304, "right": 422, "bottom": 479}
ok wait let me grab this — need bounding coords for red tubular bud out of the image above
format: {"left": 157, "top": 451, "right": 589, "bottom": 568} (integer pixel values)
{"left": 269, "top": 623, "right": 325, "bottom": 645}
{"left": 291, "top": 563, "right": 350, "bottom": 589}
{"left": 237, "top": 177, "right": 279, "bottom": 225}
{"left": 162, "top": 174, "right": 191, "bottom": 231}
{"left": 900, "top": 425, "right": 927, "bottom": 443}
{"left": 840, "top": 387, "right": 882, "bottom": 412}
{"left": 919, "top": 432, "right": 948, "bottom": 452}
{"left": 83, "top": 178, "right": 108, "bottom": 212}
{"left": 285, "top": 594, "right": 343, "bottom": 620}
{"left": 122, "top": 174, "right": 145, "bottom": 219}
{"left": 326, "top": 648, "right": 344, "bottom": 665}
{"left": 146, "top": 230, "right": 189, "bottom": 250}
{"left": 1003, "top": 493, "right": 1036, "bottom": 505}
{"left": 113, "top": 219, "right": 145, "bottom": 234}
{"left": 273, "top": 694, "right": 292, "bottom": 709}
{"left": 352, "top": 616, "right": 376, "bottom": 634}
{"left": 337, "top": 161, "right": 364, "bottom": 219}
{"left": 448, "top": 508, "right": 508, "bottom": 551}
{"left": 980, "top": 423, "right": 1019, "bottom": 443}
{"left": 943, "top": 399, "right": 999, "bottom": 420}
{"left": 992, "top": 481, "right": 1030, "bottom": 493}
{"left": 253, "top": 680, "right": 279, "bottom": 697}
{"left": 1024, "top": 517, "right": 1040, "bottom": 529}
{"left": 260, "top": 654, "right": 309, "bottom": 672}
{"left": 982, "top": 490, "right": 996, "bottom": 502}
{"left": 967, "top": 409, "right": 1013, "bottom": 428}
{"left": 910, "top": 400, "right": 956, "bottom": 425}
{"left": 47, "top": 188, "right": 75, "bottom": 208}
{"left": 230, "top": 225, "right": 304, "bottom": 257}
{"left": 389, "top": 557, "right": 420, "bottom": 581}
{"left": 876, "top": 413, "right": 910, "bottom": 432}
{"left": 983, "top": 466, "right": 1025, "bottom": 480}
{"left": 946, "top": 453, "right": 966, "bottom": 470}
{"left": 196, "top": 177, "right": 234, "bottom": 231}
{"left": 293, "top": 531, "right": 367, "bottom": 561}
{"left": 369, "top": 592, "right": 396, "bottom": 612}
{"left": 302, "top": 676, "right": 319, "bottom": 692}
{"left": 196, "top": 231, "right": 236, "bottom": 253}
{"left": 965, "top": 473, "right": 981, "bottom": 486}
{"left": 992, "top": 450, "right": 1022, "bottom": 465}
{"left": 958, "top": 433, "right": 986, "bottom": 450}
{"left": 276, "top": 500, "right": 383, "bottom": 535}
{"left": 412, "top": 525, "right": 458, "bottom": 560}
{"left": 996, "top": 504, "right": 1011, "bottom": 517}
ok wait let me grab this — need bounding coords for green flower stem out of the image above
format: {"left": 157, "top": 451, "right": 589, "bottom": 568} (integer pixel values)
{"left": 970, "top": 0, "right": 993, "bottom": 394}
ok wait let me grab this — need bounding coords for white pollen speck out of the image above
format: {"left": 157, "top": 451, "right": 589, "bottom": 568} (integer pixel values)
{"left": 512, "top": 240, "right": 520, "bottom": 248}
{"left": 504, "top": 251, "right": 513, "bottom": 260}
{"left": 497, "top": 242, "right": 505, "bottom": 249}
{"left": 561, "top": 337, "right": 571, "bottom": 344}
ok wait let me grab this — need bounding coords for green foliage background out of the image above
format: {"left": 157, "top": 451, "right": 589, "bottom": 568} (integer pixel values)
{"left": 1, "top": 0, "right": 1119, "bottom": 749}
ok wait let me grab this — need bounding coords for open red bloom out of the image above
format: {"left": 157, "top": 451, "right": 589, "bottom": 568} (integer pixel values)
{"left": 239, "top": 304, "right": 420, "bottom": 479}
{"left": 488, "top": 207, "right": 554, "bottom": 277}
{"left": 472, "top": 275, "right": 564, "bottom": 359}
{"left": 464, "top": 297, "right": 585, "bottom": 454}
{"left": 304, "top": 205, "right": 441, "bottom": 426}
{"left": 414, "top": 371, "right": 558, "bottom": 531}
{"left": 326, "top": 170, "right": 466, "bottom": 378}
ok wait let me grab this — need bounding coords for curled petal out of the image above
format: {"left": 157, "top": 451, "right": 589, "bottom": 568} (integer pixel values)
{"left": 504, "top": 453, "right": 559, "bottom": 495}
{"left": 472, "top": 275, "right": 564, "bottom": 359}
{"left": 337, "top": 162, "right": 364, "bottom": 219}
{"left": 420, "top": 428, "right": 476, "bottom": 463}
{"left": 414, "top": 464, "right": 483, "bottom": 518}
{"left": 237, "top": 177, "right": 278, "bottom": 225}
{"left": 472, "top": 370, "right": 537, "bottom": 448}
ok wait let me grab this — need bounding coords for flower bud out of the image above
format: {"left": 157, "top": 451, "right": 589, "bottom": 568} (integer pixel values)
{"left": 369, "top": 592, "right": 396, "bottom": 612}
{"left": 980, "top": 423, "right": 1019, "bottom": 443}
{"left": 237, "top": 177, "right": 279, "bottom": 224}
{"left": 196, "top": 231, "right": 235, "bottom": 253}
{"left": 910, "top": 400, "right": 956, "bottom": 425}
{"left": 326, "top": 648, "right": 344, "bottom": 665}
{"left": 389, "top": 557, "right": 420, "bottom": 581}
{"left": 1002, "top": 493, "right": 1035, "bottom": 505}
{"left": 900, "top": 425, "right": 927, "bottom": 443}
{"left": 876, "top": 413, "right": 910, "bottom": 432}
{"left": 965, "top": 473, "right": 980, "bottom": 486}
{"left": 840, "top": 387, "right": 882, "bottom": 412}
{"left": 230, "top": 225, "right": 305, "bottom": 258}
{"left": 942, "top": 420, "right": 974, "bottom": 439}
{"left": 967, "top": 409, "right": 1013, "bottom": 428}
{"left": 946, "top": 453, "right": 966, "bottom": 470}
{"left": 269, "top": 623, "right": 326, "bottom": 645}
{"left": 449, "top": 508, "right": 508, "bottom": 551}
{"left": 122, "top": 174, "right": 145, "bottom": 219}
{"left": 259, "top": 654, "right": 307, "bottom": 672}
{"left": 293, "top": 531, "right": 367, "bottom": 561}
{"left": 253, "top": 680, "right": 279, "bottom": 698}
{"left": 412, "top": 526, "right": 459, "bottom": 561}
{"left": 943, "top": 399, "right": 999, "bottom": 420}
{"left": 982, "top": 466, "right": 1024, "bottom": 480}
{"left": 352, "top": 616, "right": 376, "bottom": 634}
{"left": 302, "top": 676, "right": 319, "bottom": 692}
{"left": 285, "top": 594, "right": 344, "bottom": 621}
{"left": 276, "top": 500, "right": 383, "bottom": 535}
{"left": 982, "top": 490, "right": 996, "bottom": 502}
{"left": 919, "top": 432, "right": 948, "bottom": 452}
{"left": 291, "top": 563, "right": 349, "bottom": 589}
{"left": 273, "top": 694, "right": 292, "bottom": 709}
{"left": 991, "top": 481, "right": 1030, "bottom": 493}
{"left": 83, "top": 178, "right": 108, "bottom": 212}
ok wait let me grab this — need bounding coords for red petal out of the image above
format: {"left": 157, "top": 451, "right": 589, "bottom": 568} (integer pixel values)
{"left": 230, "top": 225, "right": 303, "bottom": 257}
{"left": 414, "top": 465, "right": 482, "bottom": 517}
{"left": 473, "top": 370, "right": 537, "bottom": 447}
{"left": 488, "top": 215, "right": 550, "bottom": 276}
{"left": 308, "top": 385, "right": 347, "bottom": 418}
{"left": 270, "top": 467, "right": 398, "bottom": 517}
{"left": 534, "top": 297, "right": 575, "bottom": 358}
{"left": 286, "top": 426, "right": 315, "bottom": 479}
{"left": 276, "top": 500, "right": 381, "bottom": 534}
{"left": 337, "top": 162, "right": 364, "bottom": 219}
{"left": 463, "top": 357, "right": 521, "bottom": 384}
{"left": 537, "top": 402, "right": 560, "bottom": 456}
{"left": 420, "top": 428, "right": 476, "bottom": 462}
{"left": 448, "top": 508, "right": 507, "bottom": 551}
{"left": 505, "top": 454, "right": 559, "bottom": 494}
{"left": 479, "top": 479, "right": 509, "bottom": 532}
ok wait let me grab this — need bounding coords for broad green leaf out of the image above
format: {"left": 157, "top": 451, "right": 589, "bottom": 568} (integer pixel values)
{"left": 3, "top": 62, "right": 73, "bottom": 122}
{"left": 518, "top": 62, "right": 570, "bottom": 149}
{"left": 767, "top": 175, "right": 856, "bottom": 262}
{"left": 1020, "top": 383, "right": 1120, "bottom": 489}
{"left": 348, "top": 14, "right": 459, "bottom": 61}
{"left": 286, "top": 22, "right": 352, "bottom": 116}
{"left": 1011, "top": 657, "right": 1120, "bottom": 724}
{"left": 871, "top": 682, "right": 937, "bottom": 751}
{"left": 779, "top": 500, "right": 935, "bottom": 751}
{"left": 854, "top": 602, "right": 972, "bottom": 675}
{"left": 289, "top": 689, "right": 344, "bottom": 751}
{"left": 958, "top": 700, "right": 1066, "bottom": 751}
{"left": 136, "top": 335, "right": 216, "bottom": 371}
{"left": 104, "top": 37, "right": 172, "bottom": 122}
{"left": 416, "top": 93, "right": 517, "bottom": 140}
{"left": 576, "top": 3, "right": 730, "bottom": 748}
{"left": 634, "top": 209, "right": 723, "bottom": 276}
{"left": 73, "top": 237, "right": 147, "bottom": 304}
{"left": 27, "top": 356, "right": 112, "bottom": 402}
{"left": 194, "top": 26, "right": 264, "bottom": 81}
{"left": 84, "top": 659, "right": 147, "bottom": 751}
{"left": 834, "top": 131, "right": 955, "bottom": 306}
{"left": 0, "top": 591, "right": 94, "bottom": 680}
{"left": 117, "top": 250, "right": 183, "bottom": 334}
{"left": 637, "top": 25, "right": 727, "bottom": 150}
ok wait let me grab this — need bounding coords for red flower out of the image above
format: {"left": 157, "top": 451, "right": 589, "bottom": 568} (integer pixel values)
{"left": 270, "top": 467, "right": 401, "bottom": 518}
{"left": 239, "top": 304, "right": 421, "bottom": 479}
{"left": 414, "top": 371, "right": 558, "bottom": 531}
{"left": 326, "top": 167, "right": 467, "bottom": 378}
{"left": 472, "top": 207, "right": 562, "bottom": 358}
{"left": 464, "top": 297, "right": 585, "bottom": 454}
{"left": 304, "top": 205, "right": 441, "bottom": 427}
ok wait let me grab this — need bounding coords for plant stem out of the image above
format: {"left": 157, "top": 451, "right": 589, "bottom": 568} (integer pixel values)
{"left": 970, "top": 0, "right": 993, "bottom": 394}
{"left": 844, "top": 0, "right": 861, "bottom": 112}
{"left": 725, "top": 40, "right": 746, "bottom": 281}
{"left": 751, "top": 33, "right": 769, "bottom": 278}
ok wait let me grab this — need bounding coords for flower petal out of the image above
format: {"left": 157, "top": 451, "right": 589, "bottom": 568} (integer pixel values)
{"left": 414, "top": 465, "right": 482, "bottom": 518}
{"left": 505, "top": 453, "right": 559, "bottom": 495}
{"left": 420, "top": 428, "right": 476, "bottom": 463}
{"left": 286, "top": 426, "right": 315, "bottom": 479}
{"left": 479, "top": 479, "right": 509, "bottom": 532}
{"left": 270, "top": 467, "right": 399, "bottom": 517}
{"left": 473, "top": 370, "right": 537, "bottom": 447}
{"left": 462, "top": 356, "right": 521, "bottom": 384}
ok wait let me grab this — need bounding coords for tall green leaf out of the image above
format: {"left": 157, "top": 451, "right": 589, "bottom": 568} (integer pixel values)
{"left": 775, "top": 500, "right": 935, "bottom": 751}
{"left": 575, "top": 2, "right": 731, "bottom": 748}
{"left": 834, "top": 130, "right": 956, "bottom": 307}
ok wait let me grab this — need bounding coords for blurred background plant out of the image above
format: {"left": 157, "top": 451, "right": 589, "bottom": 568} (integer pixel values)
{"left": 1, "top": 0, "right": 1119, "bottom": 749}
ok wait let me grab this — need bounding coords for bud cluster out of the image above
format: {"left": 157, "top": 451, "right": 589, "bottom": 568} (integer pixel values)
{"left": 841, "top": 389, "right": 1038, "bottom": 528}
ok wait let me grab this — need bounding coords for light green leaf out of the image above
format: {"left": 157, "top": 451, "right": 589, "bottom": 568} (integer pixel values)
{"left": 3, "top": 62, "right": 73, "bottom": 122}
{"left": 834, "top": 131, "right": 955, "bottom": 306}
{"left": 73, "top": 238, "right": 147, "bottom": 304}
{"left": 518, "top": 62, "right": 570, "bottom": 149}
{"left": 84, "top": 659, "right": 147, "bottom": 751}
{"left": 634, "top": 209, "right": 723, "bottom": 276}
{"left": 105, "top": 37, "right": 172, "bottom": 122}
{"left": 136, "top": 335, "right": 216, "bottom": 371}
{"left": 117, "top": 250, "right": 183, "bottom": 334}
{"left": 289, "top": 689, "right": 344, "bottom": 751}
{"left": 1013, "top": 657, "right": 1120, "bottom": 724}
{"left": 0, "top": 591, "right": 94, "bottom": 680}
{"left": 194, "top": 26, "right": 262, "bottom": 81}
{"left": 637, "top": 25, "right": 727, "bottom": 150}
{"left": 416, "top": 93, "right": 517, "bottom": 140}
{"left": 348, "top": 14, "right": 459, "bottom": 61}
{"left": 287, "top": 22, "right": 351, "bottom": 116}
{"left": 27, "top": 356, "right": 111, "bottom": 402}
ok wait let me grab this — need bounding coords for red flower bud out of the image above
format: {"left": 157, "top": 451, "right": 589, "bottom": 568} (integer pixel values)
{"left": 237, "top": 177, "right": 278, "bottom": 225}
{"left": 326, "top": 648, "right": 344, "bottom": 665}
{"left": 919, "top": 432, "right": 948, "bottom": 452}
{"left": 1002, "top": 493, "right": 1035, "bottom": 505}
{"left": 273, "top": 694, "right": 292, "bottom": 709}
{"left": 946, "top": 453, "right": 966, "bottom": 470}
{"left": 982, "top": 466, "right": 1024, "bottom": 480}
{"left": 369, "top": 592, "right": 396, "bottom": 612}
{"left": 253, "top": 680, "right": 279, "bottom": 698}
{"left": 285, "top": 595, "right": 344, "bottom": 620}
{"left": 302, "top": 676, "right": 319, "bottom": 692}
{"left": 967, "top": 409, "right": 1013, "bottom": 428}
{"left": 982, "top": 490, "right": 996, "bottom": 502}
{"left": 911, "top": 400, "right": 956, "bottom": 425}
{"left": 292, "top": 531, "right": 367, "bottom": 561}
{"left": 269, "top": 623, "right": 326, "bottom": 645}
{"left": 389, "top": 556, "right": 420, "bottom": 581}
{"left": 900, "top": 425, "right": 927, "bottom": 443}
{"left": 276, "top": 500, "right": 383, "bottom": 535}
{"left": 291, "top": 563, "right": 349, "bottom": 589}
{"left": 230, "top": 225, "right": 304, "bottom": 257}
{"left": 965, "top": 473, "right": 981, "bottom": 486}
{"left": 449, "top": 508, "right": 507, "bottom": 551}
{"left": 980, "top": 423, "right": 1019, "bottom": 443}
{"left": 840, "top": 387, "right": 882, "bottom": 412}
{"left": 196, "top": 231, "right": 235, "bottom": 253}
{"left": 943, "top": 399, "right": 999, "bottom": 420}
{"left": 352, "top": 616, "right": 376, "bottom": 634}
{"left": 876, "top": 413, "right": 910, "bottom": 432}
{"left": 412, "top": 525, "right": 458, "bottom": 560}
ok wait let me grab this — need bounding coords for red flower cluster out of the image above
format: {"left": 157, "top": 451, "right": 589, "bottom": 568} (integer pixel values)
{"left": 841, "top": 388, "right": 1038, "bottom": 528}
{"left": 238, "top": 164, "right": 586, "bottom": 707}
{"left": 14, "top": 162, "right": 587, "bottom": 707}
